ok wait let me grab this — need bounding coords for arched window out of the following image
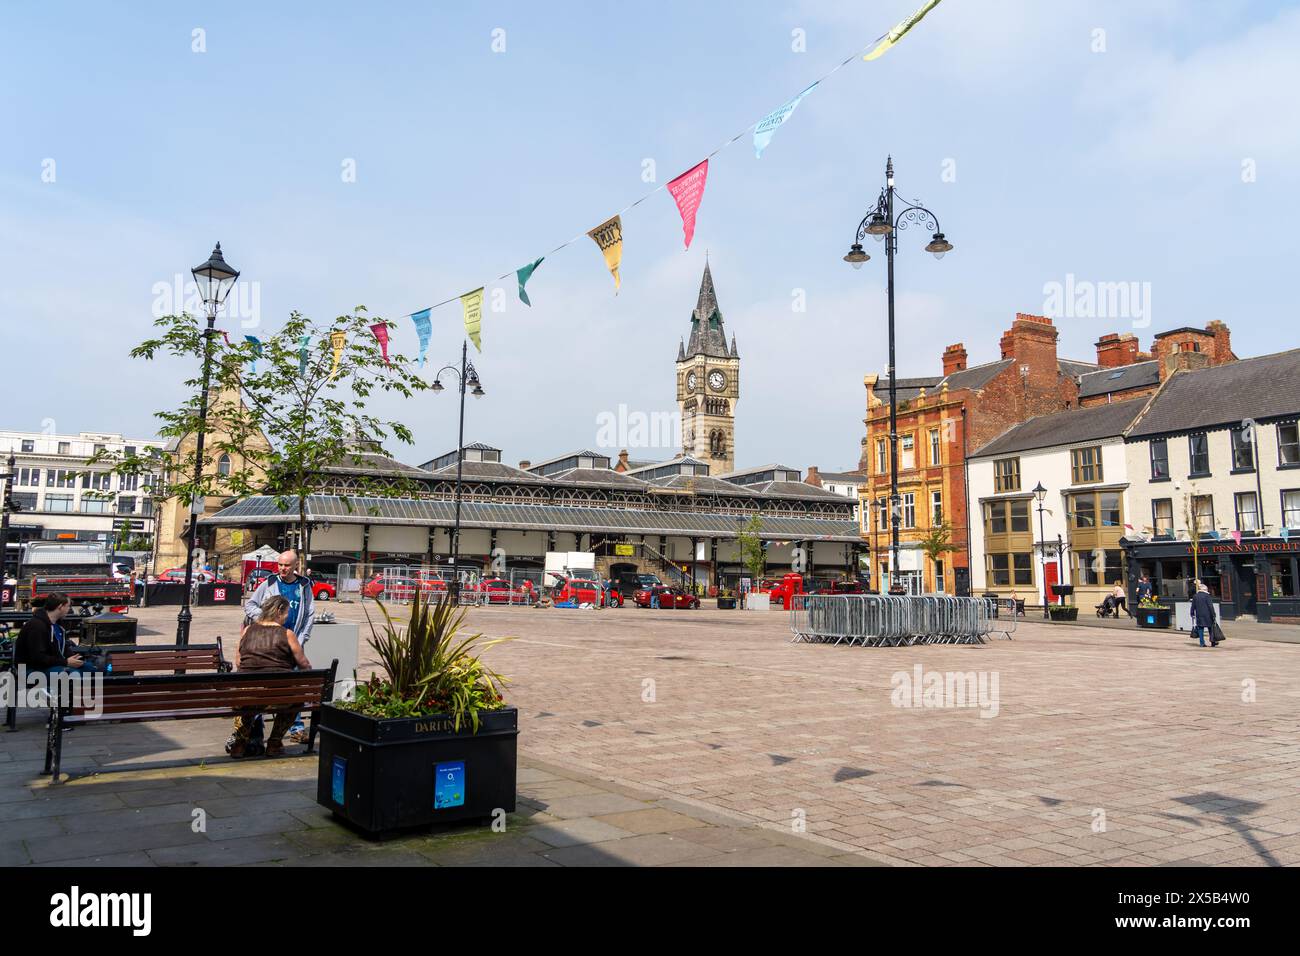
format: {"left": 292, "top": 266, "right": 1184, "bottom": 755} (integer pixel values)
{"left": 218, "top": 454, "right": 231, "bottom": 477}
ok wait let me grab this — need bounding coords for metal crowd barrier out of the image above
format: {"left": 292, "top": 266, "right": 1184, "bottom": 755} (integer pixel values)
{"left": 789, "top": 594, "right": 1015, "bottom": 646}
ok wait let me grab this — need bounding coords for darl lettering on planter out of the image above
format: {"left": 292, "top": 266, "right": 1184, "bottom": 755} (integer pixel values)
{"left": 415, "top": 718, "right": 456, "bottom": 734}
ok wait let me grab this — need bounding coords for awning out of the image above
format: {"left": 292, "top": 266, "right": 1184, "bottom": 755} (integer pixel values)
{"left": 199, "top": 494, "right": 864, "bottom": 543}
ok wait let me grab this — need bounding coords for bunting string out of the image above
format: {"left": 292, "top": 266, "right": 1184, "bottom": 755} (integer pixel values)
{"left": 397, "top": 1, "right": 944, "bottom": 334}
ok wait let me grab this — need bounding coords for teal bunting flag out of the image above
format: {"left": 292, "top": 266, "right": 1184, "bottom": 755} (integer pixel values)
{"left": 298, "top": 335, "right": 311, "bottom": 375}
{"left": 517, "top": 258, "right": 544, "bottom": 307}
{"left": 244, "top": 335, "right": 262, "bottom": 373}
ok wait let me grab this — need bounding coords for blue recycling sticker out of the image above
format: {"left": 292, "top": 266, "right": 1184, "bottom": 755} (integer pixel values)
{"left": 331, "top": 756, "right": 346, "bottom": 805}
{"left": 434, "top": 761, "right": 465, "bottom": 809}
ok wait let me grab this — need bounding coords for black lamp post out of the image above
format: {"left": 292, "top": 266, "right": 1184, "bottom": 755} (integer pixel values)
{"left": 176, "top": 243, "right": 239, "bottom": 646}
{"left": 844, "top": 156, "right": 952, "bottom": 593}
{"left": 1, "top": 452, "right": 16, "bottom": 603}
{"left": 1033, "top": 481, "right": 1049, "bottom": 618}
{"left": 431, "top": 340, "right": 484, "bottom": 603}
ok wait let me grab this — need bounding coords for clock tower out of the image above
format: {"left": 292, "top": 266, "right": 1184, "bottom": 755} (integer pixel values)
{"left": 676, "top": 261, "right": 739, "bottom": 474}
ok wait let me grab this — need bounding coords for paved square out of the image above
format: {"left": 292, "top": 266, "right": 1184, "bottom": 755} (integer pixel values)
{"left": 5, "top": 601, "right": 1298, "bottom": 866}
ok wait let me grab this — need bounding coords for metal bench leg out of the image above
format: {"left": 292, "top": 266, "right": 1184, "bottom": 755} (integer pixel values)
{"left": 5, "top": 704, "right": 15, "bottom": 732}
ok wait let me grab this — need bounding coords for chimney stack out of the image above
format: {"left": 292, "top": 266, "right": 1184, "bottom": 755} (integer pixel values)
{"left": 518, "top": 459, "right": 531, "bottom": 470}
{"left": 942, "top": 343, "right": 967, "bottom": 376}
{"left": 805, "top": 466, "right": 822, "bottom": 488}
{"left": 1096, "top": 332, "right": 1140, "bottom": 368}
{"left": 615, "top": 450, "right": 630, "bottom": 472}
{"left": 999, "top": 314, "right": 1060, "bottom": 388}
{"left": 1206, "top": 320, "right": 1233, "bottom": 364}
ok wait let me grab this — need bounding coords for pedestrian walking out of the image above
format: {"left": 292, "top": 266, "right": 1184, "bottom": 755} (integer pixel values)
{"left": 1191, "top": 581, "right": 1221, "bottom": 647}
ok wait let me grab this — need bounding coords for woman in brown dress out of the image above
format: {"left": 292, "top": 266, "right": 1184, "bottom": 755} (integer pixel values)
{"left": 229, "top": 595, "right": 311, "bottom": 758}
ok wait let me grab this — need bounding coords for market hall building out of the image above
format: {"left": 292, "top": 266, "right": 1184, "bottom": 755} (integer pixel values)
{"left": 1122, "top": 348, "right": 1300, "bottom": 623}
{"left": 198, "top": 441, "right": 864, "bottom": 588}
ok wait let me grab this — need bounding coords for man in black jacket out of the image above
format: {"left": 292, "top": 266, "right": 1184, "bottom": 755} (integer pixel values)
{"left": 14, "top": 593, "right": 96, "bottom": 672}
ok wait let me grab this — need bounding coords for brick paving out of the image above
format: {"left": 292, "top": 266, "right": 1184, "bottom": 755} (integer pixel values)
{"left": 4, "top": 600, "right": 1298, "bottom": 866}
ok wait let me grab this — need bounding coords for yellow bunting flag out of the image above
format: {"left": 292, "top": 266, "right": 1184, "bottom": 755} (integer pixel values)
{"left": 587, "top": 215, "right": 623, "bottom": 293}
{"left": 328, "top": 331, "right": 347, "bottom": 380}
{"left": 461, "top": 287, "right": 484, "bottom": 351}
{"left": 863, "top": 0, "right": 943, "bottom": 61}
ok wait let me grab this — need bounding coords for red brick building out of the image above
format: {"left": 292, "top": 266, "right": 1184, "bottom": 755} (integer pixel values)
{"left": 858, "top": 313, "right": 1096, "bottom": 593}
{"left": 1078, "top": 320, "right": 1236, "bottom": 408}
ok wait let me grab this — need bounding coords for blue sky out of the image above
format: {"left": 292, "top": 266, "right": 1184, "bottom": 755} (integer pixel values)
{"left": 3, "top": 0, "right": 1298, "bottom": 472}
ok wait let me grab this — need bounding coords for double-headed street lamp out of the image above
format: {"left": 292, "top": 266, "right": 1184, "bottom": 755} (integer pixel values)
{"left": 431, "top": 340, "right": 484, "bottom": 603}
{"left": 1033, "top": 480, "right": 1049, "bottom": 618}
{"left": 177, "top": 243, "right": 239, "bottom": 646}
{"left": 844, "top": 156, "right": 952, "bottom": 594}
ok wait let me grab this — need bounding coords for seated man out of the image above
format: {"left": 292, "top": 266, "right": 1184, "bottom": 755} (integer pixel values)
{"left": 229, "top": 595, "right": 312, "bottom": 758}
{"left": 15, "top": 593, "right": 100, "bottom": 673}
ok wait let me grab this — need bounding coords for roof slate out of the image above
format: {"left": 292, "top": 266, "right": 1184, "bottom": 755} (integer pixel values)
{"left": 1127, "top": 349, "right": 1300, "bottom": 437}
{"left": 971, "top": 398, "right": 1148, "bottom": 458}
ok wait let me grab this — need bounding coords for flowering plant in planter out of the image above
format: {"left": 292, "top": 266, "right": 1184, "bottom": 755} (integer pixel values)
{"left": 1138, "top": 596, "right": 1163, "bottom": 609}
{"left": 338, "top": 591, "right": 509, "bottom": 732}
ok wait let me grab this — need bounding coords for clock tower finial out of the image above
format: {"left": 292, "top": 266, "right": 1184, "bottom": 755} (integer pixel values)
{"left": 676, "top": 260, "right": 738, "bottom": 474}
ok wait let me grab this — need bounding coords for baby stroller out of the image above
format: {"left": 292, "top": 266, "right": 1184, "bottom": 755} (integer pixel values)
{"left": 1096, "top": 595, "right": 1120, "bottom": 618}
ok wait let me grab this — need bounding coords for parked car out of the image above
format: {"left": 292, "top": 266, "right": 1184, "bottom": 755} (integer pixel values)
{"left": 633, "top": 585, "right": 699, "bottom": 609}
{"left": 812, "top": 579, "right": 866, "bottom": 596}
{"left": 157, "top": 567, "right": 216, "bottom": 584}
{"left": 246, "top": 567, "right": 335, "bottom": 600}
{"left": 550, "top": 577, "right": 604, "bottom": 606}
{"left": 601, "top": 581, "right": 624, "bottom": 608}
{"left": 476, "top": 577, "right": 535, "bottom": 605}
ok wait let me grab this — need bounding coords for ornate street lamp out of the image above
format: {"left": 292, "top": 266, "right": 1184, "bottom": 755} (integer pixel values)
{"left": 432, "top": 341, "right": 485, "bottom": 603}
{"left": 844, "top": 157, "right": 953, "bottom": 594}
{"left": 177, "top": 244, "right": 239, "bottom": 646}
{"left": 1033, "top": 481, "right": 1049, "bottom": 618}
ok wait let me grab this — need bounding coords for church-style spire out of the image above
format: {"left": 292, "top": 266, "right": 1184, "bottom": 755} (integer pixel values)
{"left": 677, "top": 338, "right": 686, "bottom": 361}
{"left": 684, "top": 262, "right": 731, "bottom": 358}
{"left": 729, "top": 334, "right": 738, "bottom": 358}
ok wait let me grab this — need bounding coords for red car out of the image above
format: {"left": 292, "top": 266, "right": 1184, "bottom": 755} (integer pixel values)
{"left": 633, "top": 585, "right": 699, "bottom": 609}
{"left": 550, "top": 577, "right": 604, "bottom": 606}
{"left": 813, "top": 580, "right": 866, "bottom": 596}
{"left": 476, "top": 577, "right": 535, "bottom": 605}
{"left": 247, "top": 568, "right": 335, "bottom": 601}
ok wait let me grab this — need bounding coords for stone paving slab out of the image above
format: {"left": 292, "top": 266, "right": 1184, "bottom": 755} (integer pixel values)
{"left": 6, "top": 601, "right": 1295, "bottom": 866}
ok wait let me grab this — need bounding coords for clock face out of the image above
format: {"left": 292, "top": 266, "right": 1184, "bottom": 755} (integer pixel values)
{"left": 708, "top": 371, "right": 726, "bottom": 391}
{"left": 686, "top": 372, "right": 697, "bottom": 392}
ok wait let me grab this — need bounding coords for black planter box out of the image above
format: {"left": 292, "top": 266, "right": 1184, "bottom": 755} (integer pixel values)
{"left": 1137, "top": 607, "right": 1172, "bottom": 628}
{"left": 317, "top": 704, "right": 517, "bottom": 837}
{"left": 1047, "top": 606, "right": 1079, "bottom": 622}
{"left": 716, "top": 597, "right": 737, "bottom": 609}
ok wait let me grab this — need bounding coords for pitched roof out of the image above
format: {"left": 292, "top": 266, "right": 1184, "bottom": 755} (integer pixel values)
{"left": 1058, "top": 358, "right": 1100, "bottom": 378}
{"left": 1077, "top": 360, "right": 1160, "bottom": 399}
{"left": 684, "top": 262, "right": 731, "bottom": 359}
{"left": 424, "top": 460, "right": 544, "bottom": 482}
{"left": 971, "top": 398, "right": 1148, "bottom": 458}
{"left": 1127, "top": 349, "right": 1300, "bottom": 438}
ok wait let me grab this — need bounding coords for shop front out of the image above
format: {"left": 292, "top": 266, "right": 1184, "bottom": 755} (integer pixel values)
{"left": 1122, "top": 536, "right": 1300, "bottom": 624}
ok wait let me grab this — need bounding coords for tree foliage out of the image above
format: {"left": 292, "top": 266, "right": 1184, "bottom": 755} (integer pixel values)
{"left": 93, "top": 308, "right": 432, "bottom": 558}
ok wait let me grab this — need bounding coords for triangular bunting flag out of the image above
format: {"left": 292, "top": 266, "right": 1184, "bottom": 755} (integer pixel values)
{"left": 410, "top": 309, "right": 432, "bottom": 367}
{"left": 244, "top": 335, "right": 261, "bottom": 373}
{"left": 461, "top": 288, "right": 485, "bottom": 352}
{"left": 298, "top": 335, "right": 311, "bottom": 375}
{"left": 587, "top": 215, "right": 623, "bottom": 293}
{"left": 754, "top": 83, "right": 817, "bottom": 158}
{"left": 517, "top": 258, "right": 544, "bottom": 307}
{"left": 369, "top": 322, "right": 390, "bottom": 364}
{"left": 328, "top": 331, "right": 346, "bottom": 381}
{"left": 667, "top": 160, "right": 709, "bottom": 250}
{"left": 864, "top": 0, "right": 944, "bottom": 61}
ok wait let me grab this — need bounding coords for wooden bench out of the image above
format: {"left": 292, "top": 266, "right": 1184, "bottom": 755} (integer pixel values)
{"left": 100, "top": 642, "right": 232, "bottom": 675}
{"left": 5, "top": 642, "right": 231, "bottom": 731}
{"left": 43, "top": 660, "right": 338, "bottom": 783}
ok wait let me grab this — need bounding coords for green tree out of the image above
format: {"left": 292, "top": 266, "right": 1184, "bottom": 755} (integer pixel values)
{"left": 94, "top": 308, "right": 430, "bottom": 568}
{"left": 918, "top": 520, "right": 959, "bottom": 592}
{"left": 736, "top": 514, "right": 766, "bottom": 583}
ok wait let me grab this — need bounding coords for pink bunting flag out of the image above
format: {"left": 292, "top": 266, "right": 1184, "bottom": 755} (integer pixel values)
{"left": 369, "top": 322, "right": 390, "bottom": 364}
{"left": 667, "top": 159, "right": 709, "bottom": 250}
{"left": 1231, "top": 530, "right": 1242, "bottom": 545}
